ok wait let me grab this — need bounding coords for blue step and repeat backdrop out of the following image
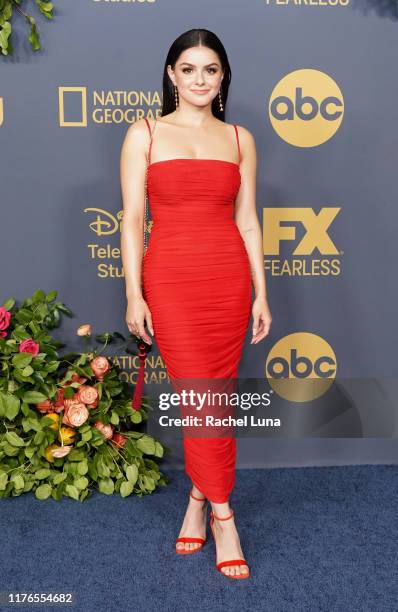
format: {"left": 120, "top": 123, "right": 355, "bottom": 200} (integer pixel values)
{"left": 2, "top": 0, "right": 398, "bottom": 468}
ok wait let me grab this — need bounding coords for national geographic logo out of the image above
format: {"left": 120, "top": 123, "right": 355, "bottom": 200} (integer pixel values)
{"left": 0, "top": 98, "right": 3, "bottom": 126}
{"left": 263, "top": 207, "right": 342, "bottom": 277}
{"left": 266, "top": 332, "right": 337, "bottom": 402}
{"left": 112, "top": 353, "right": 169, "bottom": 391}
{"left": 58, "top": 87, "right": 160, "bottom": 126}
{"left": 269, "top": 69, "right": 344, "bottom": 147}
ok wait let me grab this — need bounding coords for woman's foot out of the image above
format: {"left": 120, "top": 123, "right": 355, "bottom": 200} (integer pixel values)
{"left": 211, "top": 508, "right": 249, "bottom": 577}
{"left": 176, "top": 488, "right": 207, "bottom": 552}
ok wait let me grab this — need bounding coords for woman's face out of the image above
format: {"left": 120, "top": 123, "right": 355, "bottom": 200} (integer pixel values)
{"left": 167, "top": 46, "right": 224, "bottom": 109}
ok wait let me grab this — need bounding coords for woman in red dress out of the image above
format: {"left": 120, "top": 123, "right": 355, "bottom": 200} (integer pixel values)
{"left": 120, "top": 29, "right": 271, "bottom": 579}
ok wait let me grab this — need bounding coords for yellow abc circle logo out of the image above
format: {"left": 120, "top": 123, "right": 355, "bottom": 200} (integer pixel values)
{"left": 269, "top": 69, "right": 344, "bottom": 147}
{"left": 265, "top": 332, "right": 337, "bottom": 402}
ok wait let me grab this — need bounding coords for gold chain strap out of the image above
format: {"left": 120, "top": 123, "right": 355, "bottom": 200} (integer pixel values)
{"left": 143, "top": 117, "right": 157, "bottom": 255}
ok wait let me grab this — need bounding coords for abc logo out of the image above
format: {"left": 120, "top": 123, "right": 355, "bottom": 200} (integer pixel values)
{"left": 269, "top": 69, "right": 344, "bottom": 147}
{"left": 265, "top": 332, "right": 337, "bottom": 401}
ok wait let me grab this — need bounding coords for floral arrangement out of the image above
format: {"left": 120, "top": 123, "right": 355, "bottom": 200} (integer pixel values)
{"left": 0, "top": 289, "right": 169, "bottom": 501}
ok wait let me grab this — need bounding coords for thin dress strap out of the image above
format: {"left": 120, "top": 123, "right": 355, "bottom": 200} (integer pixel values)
{"left": 233, "top": 124, "right": 241, "bottom": 163}
{"left": 143, "top": 117, "right": 157, "bottom": 164}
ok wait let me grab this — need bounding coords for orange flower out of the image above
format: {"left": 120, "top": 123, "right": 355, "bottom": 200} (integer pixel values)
{"left": 76, "top": 385, "right": 99, "bottom": 406}
{"left": 111, "top": 433, "right": 127, "bottom": 448}
{"left": 94, "top": 421, "right": 114, "bottom": 440}
{"left": 90, "top": 356, "right": 110, "bottom": 382}
{"left": 77, "top": 324, "right": 92, "bottom": 337}
{"left": 36, "top": 399, "right": 55, "bottom": 414}
{"left": 62, "top": 403, "right": 89, "bottom": 428}
{"left": 51, "top": 445, "right": 72, "bottom": 459}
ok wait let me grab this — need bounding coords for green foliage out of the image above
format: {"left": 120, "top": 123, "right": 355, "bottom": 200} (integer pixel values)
{"left": 0, "top": 0, "right": 55, "bottom": 56}
{"left": 0, "top": 289, "right": 169, "bottom": 502}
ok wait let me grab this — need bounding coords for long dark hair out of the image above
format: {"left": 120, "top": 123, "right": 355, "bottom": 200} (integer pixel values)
{"left": 161, "top": 29, "right": 231, "bottom": 121}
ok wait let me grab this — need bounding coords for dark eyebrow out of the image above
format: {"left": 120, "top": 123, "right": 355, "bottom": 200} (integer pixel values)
{"left": 179, "top": 62, "right": 220, "bottom": 68}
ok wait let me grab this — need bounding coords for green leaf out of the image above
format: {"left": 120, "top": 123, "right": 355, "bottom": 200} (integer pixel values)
{"left": 136, "top": 435, "right": 156, "bottom": 455}
{"left": 2, "top": 298, "right": 15, "bottom": 311}
{"left": 143, "top": 475, "right": 155, "bottom": 491}
{"left": 12, "top": 353, "right": 33, "bottom": 368}
{"left": 77, "top": 461, "right": 88, "bottom": 475}
{"left": 65, "top": 484, "right": 79, "bottom": 500}
{"left": 154, "top": 442, "right": 164, "bottom": 458}
{"left": 74, "top": 477, "right": 88, "bottom": 490}
{"left": 5, "top": 432, "right": 25, "bottom": 447}
{"left": 2, "top": 443, "right": 20, "bottom": 456}
{"left": 21, "top": 365, "right": 34, "bottom": 376}
{"left": 32, "top": 289, "right": 46, "bottom": 303}
{"left": 120, "top": 480, "right": 134, "bottom": 497}
{"left": 98, "top": 478, "right": 114, "bottom": 495}
{"left": 11, "top": 474, "right": 24, "bottom": 490}
{"left": 67, "top": 449, "right": 86, "bottom": 462}
{"left": 0, "top": 392, "right": 20, "bottom": 421}
{"left": 131, "top": 410, "right": 142, "bottom": 424}
{"left": 0, "top": 473, "right": 8, "bottom": 491}
{"left": 110, "top": 411, "right": 119, "bottom": 425}
{"left": 35, "top": 483, "right": 52, "bottom": 500}
{"left": 45, "top": 290, "right": 58, "bottom": 302}
{"left": 22, "top": 390, "right": 48, "bottom": 404}
{"left": 125, "top": 464, "right": 138, "bottom": 485}
{"left": 35, "top": 468, "right": 51, "bottom": 480}
{"left": 53, "top": 472, "right": 67, "bottom": 485}
{"left": 81, "top": 430, "right": 92, "bottom": 443}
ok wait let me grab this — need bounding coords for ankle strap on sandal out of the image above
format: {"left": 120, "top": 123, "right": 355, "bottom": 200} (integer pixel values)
{"left": 190, "top": 489, "right": 206, "bottom": 502}
{"left": 210, "top": 509, "right": 234, "bottom": 521}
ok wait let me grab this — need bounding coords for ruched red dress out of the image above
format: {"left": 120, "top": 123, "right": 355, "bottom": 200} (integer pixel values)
{"left": 142, "top": 118, "right": 252, "bottom": 503}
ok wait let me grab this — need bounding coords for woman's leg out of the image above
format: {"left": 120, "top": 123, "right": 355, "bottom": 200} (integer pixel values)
{"left": 175, "top": 483, "right": 208, "bottom": 552}
{"left": 210, "top": 499, "right": 249, "bottom": 577}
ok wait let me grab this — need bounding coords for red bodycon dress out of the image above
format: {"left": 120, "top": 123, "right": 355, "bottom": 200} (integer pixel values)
{"left": 142, "top": 118, "right": 252, "bottom": 503}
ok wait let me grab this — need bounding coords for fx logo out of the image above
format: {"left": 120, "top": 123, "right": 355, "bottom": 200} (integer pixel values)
{"left": 263, "top": 207, "right": 340, "bottom": 256}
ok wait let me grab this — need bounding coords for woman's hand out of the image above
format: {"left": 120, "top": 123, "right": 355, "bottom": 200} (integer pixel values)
{"left": 251, "top": 296, "right": 272, "bottom": 344}
{"left": 126, "top": 296, "right": 154, "bottom": 345}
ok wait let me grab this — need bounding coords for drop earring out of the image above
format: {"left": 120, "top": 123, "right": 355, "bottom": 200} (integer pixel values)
{"left": 174, "top": 85, "right": 179, "bottom": 108}
{"left": 218, "top": 89, "right": 223, "bottom": 111}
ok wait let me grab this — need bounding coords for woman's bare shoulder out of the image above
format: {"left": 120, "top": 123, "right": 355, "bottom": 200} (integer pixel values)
{"left": 121, "top": 118, "right": 153, "bottom": 158}
{"left": 230, "top": 122, "right": 254, "bottom": 141}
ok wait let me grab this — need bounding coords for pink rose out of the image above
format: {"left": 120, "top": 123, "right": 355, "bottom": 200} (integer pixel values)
{"left": 0, "top": 307, "right": 11, "bottom": 338}
{"left": 51, "top": 445, "right": 72, "bottom": 459}
{"left": 36, "top": 399, "right": 55, "bottom": 414}
{"left": 76, "top": 385, "right": 99, "bottom": 406}
{"left": 77, "top": 324, "right": 92, "bottom": 337}
{"left": 62, "top": 403, "right": 89, "bottom": 427}
{"left": 90, "top": 356, "right": 110, "bottom": 381}
{"left": 94, "top": 421, "right": 114, "bottom": 440}
{"left": 19, "top": 338, "right": 40, "bottom": 356}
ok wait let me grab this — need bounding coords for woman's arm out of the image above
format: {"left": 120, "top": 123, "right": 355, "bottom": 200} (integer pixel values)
{"left": 120, "top": 118, "right": 154, "bottom": 342}
{"left": 234, "top": 126, "right": 272, "bottom": 343}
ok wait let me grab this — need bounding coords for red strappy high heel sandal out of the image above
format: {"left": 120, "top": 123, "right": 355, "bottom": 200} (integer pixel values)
{"left": 209, "top": 508, "right": 250, "bottom": 579}
{"left": 175, "top": 489, "right": 208, "bottom": 555}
